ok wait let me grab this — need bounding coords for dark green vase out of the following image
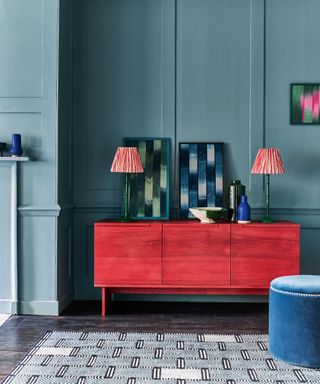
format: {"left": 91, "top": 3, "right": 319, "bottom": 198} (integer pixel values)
{"left": 227, "top": 180, "right": 245, "bottom": 222}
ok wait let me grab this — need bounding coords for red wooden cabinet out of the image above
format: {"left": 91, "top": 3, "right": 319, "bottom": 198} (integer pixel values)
{"left": 94, "top": 222, "right": 162, "bottom": 286}
{"left": 94, "top": 220, "right": 300, "bottom": 315}
{"left": 163, "top": 223, "right": 230, "bottom": 285}
{"left": 231, "top": 222, "right": 300, "bottom": 287}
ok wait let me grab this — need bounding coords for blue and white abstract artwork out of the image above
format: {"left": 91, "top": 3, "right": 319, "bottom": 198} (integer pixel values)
{"left": 179, "top": 143, "right": 223, "bottom": 218}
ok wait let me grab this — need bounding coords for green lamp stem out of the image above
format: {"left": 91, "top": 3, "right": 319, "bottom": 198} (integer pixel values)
{"left": 262, "top": 174, "right": 274, "bottom": 223}
{"left": 121, "top": 172, "right": 132, "bottom": 222}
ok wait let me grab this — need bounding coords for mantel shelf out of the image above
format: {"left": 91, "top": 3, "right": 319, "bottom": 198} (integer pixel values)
{"left": 0, "top": 157, "right": 29, "bottom": 162}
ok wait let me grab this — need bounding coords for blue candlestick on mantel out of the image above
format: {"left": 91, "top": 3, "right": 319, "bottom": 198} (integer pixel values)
{"left": 10, "top": 133, "right": 23, "bottom": 156}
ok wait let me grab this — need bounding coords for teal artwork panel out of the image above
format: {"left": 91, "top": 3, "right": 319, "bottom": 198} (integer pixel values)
{"left": 179, "top": 143, "right": 224, "bottom": 219}
{"left": 124, "top": 138, "right": 170, "bottom": 220}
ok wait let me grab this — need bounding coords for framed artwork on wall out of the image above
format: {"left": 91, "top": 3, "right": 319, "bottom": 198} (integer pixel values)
{"left": 290, "top": 83, "right": 320, "bottom": 124}
{"left": 179, "top": 142, "right": 224, "bottom": 218}
{"left": 124, "top": 137, "right": 170, "bottom": 220}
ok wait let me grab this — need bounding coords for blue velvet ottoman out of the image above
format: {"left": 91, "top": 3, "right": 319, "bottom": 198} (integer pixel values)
{"left": 269, "top": 275, "right": 320, "bottom": 368}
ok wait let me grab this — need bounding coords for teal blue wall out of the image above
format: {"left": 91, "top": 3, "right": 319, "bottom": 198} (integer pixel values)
{"left": 1, "top": 0, "right": 320, "bottom": 313}
{"left": 265, "top": 0, "right": 320, "bottom": 208}
{"left": 265, "top": 0, "right": 320, "bottom": 290}
{"left": 73, "top": 0, "right": 176, "bottom": 299}
{"left": 58, "top": 0, "right": 75, "bottom": 312}
{"left": 0, "top": 0, "right": 61, "bottom": 314}
{"left": 73, "top": 0, "right": 320, "bottom": 301}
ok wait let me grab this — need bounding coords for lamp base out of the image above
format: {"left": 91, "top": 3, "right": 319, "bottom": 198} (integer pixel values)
{"left": 118, "top": 216, "right": 134, "bottom": 223}
{"left": 261, "top": 217, "right": 275, "bottom": 223}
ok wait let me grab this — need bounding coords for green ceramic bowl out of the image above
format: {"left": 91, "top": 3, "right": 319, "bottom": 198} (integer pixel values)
{"left": 206, "top": 208, "right": 228, "bottom": 222}
{"left": 189, "top": 207, "right": 227, "bottom": 223}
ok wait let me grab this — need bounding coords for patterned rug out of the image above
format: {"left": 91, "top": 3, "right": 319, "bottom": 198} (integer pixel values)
{"left": 3, "top": 331, "right": 320, "bottom": 383}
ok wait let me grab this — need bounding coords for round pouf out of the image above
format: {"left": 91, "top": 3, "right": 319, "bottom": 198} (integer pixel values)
{"left": 269, "top": 275, "right": 320, "bottom": 368}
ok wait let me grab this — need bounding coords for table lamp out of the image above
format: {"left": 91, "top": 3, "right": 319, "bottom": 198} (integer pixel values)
{"left": 251, "top": 148, "right": 285, "bottom": 223}
{"left": 111, "top": 147, "right": 144, "bottom": 222}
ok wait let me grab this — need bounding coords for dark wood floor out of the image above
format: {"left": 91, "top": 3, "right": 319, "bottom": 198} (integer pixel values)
{"left": 0, "top": 300, "right": 268, "bottom": 383}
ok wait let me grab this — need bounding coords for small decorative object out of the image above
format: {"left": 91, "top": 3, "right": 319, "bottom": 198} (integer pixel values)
{"left": 226, "top": 179, "right": 245, "bottom": 222}
{"left": 124, "top": 138, "right": 170, "bottom": 220}
{"left": 237, "top": 195, "right": 251, "bottom": 224}
{"left": 189, "top": 207, "right": 227, "bottom": 224}
{"left": 110, "top": 147, "right": 144, "bottom": 222}
{"left": 180, "top": 143, "right": 223, "bottom": 218}
{"left": 10, "top": 133, "right": 23, "bottom": 156}
{"left": 251, "top": 148, "right": 285, "bottom": 223}
{"left": 291, "top": 83, "right": 320, "bottom": 124}
{"left": 0, "top": 142, "right": 6, "bottom": 157}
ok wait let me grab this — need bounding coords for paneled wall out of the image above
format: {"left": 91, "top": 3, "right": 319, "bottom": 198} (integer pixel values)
{"left": 265, "top": 0, "right": 320, "bottom": 209}
{"left": 73, "top": 0, "right": 176, "bottom": 299}
{"left": 175, "top": 0, "right": 264, "bottom": 206}
{"left": 73, "top": 0, "right": 320, "bottom": 300}
{"left": 57, "top": 0, "right": 75, "bottom": 312}
{"left": 264, "top": 0, "right": 320, "bottom": 289}
{"left": 2, "top": 0, "right": 319, "bottom": 311}
{"left": 0, "top": 0, "right": 61, "bottom": 314}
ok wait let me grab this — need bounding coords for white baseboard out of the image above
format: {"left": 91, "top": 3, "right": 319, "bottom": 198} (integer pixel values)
{"left": 0, "top": 292, "right": 74, "bottom": 316}
{"left": 0, "top": 300, "right": 13, "bottom": 314}
{"left": 18, "top": 300, "right": 60, "bottom": 315}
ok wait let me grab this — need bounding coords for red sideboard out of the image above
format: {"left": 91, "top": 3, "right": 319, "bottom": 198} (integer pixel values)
{"left": 94, "top": 221, "right": 300, "bottom": 315}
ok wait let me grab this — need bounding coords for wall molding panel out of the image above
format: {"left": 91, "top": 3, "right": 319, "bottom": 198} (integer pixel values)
{"left": 74, "top": 0, "right": 175, "bottom": 208}
{"left": 0, "top": 98, "right": 43, "bottom": 113}
{"left": 0, "top": 0, "right": 44, "bottom": 98}
{"left": 74, "top": 207, "right": 120, "bottom": 215}
{"left": 18, "top": 205, "right": 61, "bottom": 217}
{"left": 175, "top": 0, "right": 265, "bottom": 207}
{"left": 71, "top": 0, "right": 320, "bottom": 299}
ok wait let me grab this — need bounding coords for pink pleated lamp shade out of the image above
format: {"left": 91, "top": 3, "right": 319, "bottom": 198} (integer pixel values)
{"left": 110, "top": 147, "right": 144, "bottom": 173}
{"left": 251, "top": 148, "right": 285, "bottom": 174}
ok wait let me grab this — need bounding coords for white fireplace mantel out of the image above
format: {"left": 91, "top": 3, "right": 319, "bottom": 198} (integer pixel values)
{"left": 0, "top": 157, "right": 29, "bottom": 314}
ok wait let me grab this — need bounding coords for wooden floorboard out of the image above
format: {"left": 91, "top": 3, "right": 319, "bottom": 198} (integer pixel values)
{"left": 0, "top": 301, "right": 268, "bottom": 382}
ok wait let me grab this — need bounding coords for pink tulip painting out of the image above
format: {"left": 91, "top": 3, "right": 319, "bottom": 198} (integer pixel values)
{"left": 312, "top": 90, "right": 320, "bottom": 119}
{"left": 291, "top": 84, "right": 320, "bottom": 124}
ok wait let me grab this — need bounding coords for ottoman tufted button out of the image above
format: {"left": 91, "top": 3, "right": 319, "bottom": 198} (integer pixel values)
{"left": 269, "top": 275, "right": 320, "bottom": 368}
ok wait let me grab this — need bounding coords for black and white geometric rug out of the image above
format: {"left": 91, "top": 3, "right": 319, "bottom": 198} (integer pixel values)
{"left": 3, "top": 331, "right": 320, "bottom": 383}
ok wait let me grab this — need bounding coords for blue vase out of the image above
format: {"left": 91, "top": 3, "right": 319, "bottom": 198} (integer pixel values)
{"left": 10, "top": 133, "right": 23, "bottom": 156}
{"left": 237, "top": 195, "right": 251, "bottom": 223}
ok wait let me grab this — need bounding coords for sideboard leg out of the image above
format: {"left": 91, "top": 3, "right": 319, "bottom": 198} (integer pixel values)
{"left": 102, "top": 288, "right": 106, "bottom": 316}
{"left": 102, "top": 288, "right": 112, "bottom": 316}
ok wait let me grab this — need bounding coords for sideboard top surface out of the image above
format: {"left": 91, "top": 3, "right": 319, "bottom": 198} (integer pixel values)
{"left": 95, "top": 220, "right": 300, "bottom": 227}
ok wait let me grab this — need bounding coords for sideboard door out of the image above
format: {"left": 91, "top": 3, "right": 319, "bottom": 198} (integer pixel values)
{"left": 163, "top": 223, "right": 230, "bottom": 286}
{"left": 231, "top": 222, "right": 300, "bottom": 287}
{"left": 94, "top": 222, "right": 162, "bottom": 286}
